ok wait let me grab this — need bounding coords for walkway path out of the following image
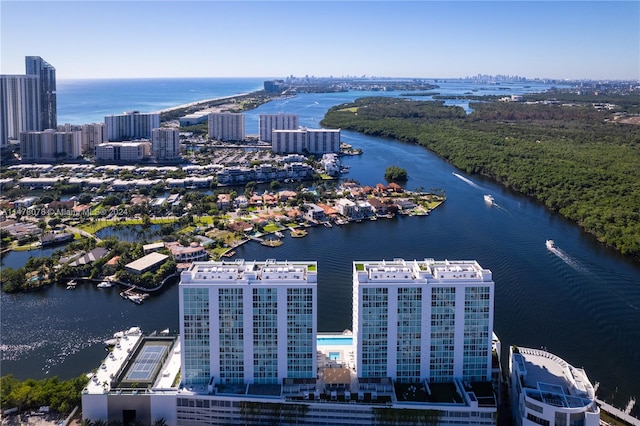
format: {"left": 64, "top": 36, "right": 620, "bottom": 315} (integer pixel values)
{"left": 596, "top": 398, "right": 640, "bottom": 426}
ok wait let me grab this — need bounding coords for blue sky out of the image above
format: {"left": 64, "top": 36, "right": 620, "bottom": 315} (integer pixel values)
{"left": 1, "top": 1, "right": 638, "bottom": 80}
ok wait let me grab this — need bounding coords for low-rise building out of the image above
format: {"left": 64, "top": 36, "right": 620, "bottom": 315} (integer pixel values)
{"left": 95, "top": 141, "right": 150, "bottom": 162}
{"left": 166, "top": 241, "right": 208, "bottom": 263}
{"left": 334, "top": 198, "right": 357, "bottom": 219}
{"left": 179, "top": 112, "right": 208, "bottom": 127}
{"left": 125, "top": 252, "right": 169, "bottom": 275}
{"left": 303, "top": 203, "right": 326, "bottom": 222}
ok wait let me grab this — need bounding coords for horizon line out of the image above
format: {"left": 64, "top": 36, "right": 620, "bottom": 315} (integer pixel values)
{"left": 54, "top": 75, "right": 640, "bottom": 82}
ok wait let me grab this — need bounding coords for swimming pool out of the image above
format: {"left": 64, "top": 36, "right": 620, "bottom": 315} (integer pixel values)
{"left": 316, "top": 336, "right": 353, "bottom": 346}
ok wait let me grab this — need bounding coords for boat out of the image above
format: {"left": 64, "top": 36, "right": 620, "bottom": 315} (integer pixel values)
{"left": 546, "top": 239, "right": 555, "bottom": 250}
{"left": 275, "top": 231, "right": 285, "bottom": 238}
{"left": 221, "top": 250, "right": 236, "bottom": 258}
{"left": 323, "top": 222, "right": 333, "bottom": 228}
{"left": 128, "top": 294, "right": 145, "bottom": 304}
{"left": 484, "top": 194, "right": 495, "bottom": 205}
{"left": 120, "top": 289, "right": 149, "bottom": 304}
{"left": 66, "top": 279, "right": 77, "bottom": 290}
{"left": 97, "top": 280, "right": 113, "bottom": 288}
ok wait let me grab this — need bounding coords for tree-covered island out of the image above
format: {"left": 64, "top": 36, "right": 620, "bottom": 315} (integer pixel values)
{"left": 320, "top": 94, "right": 640, "bottom": 257}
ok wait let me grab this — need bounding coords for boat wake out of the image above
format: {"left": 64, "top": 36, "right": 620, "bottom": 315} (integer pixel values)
{"left": 452, "top": 172, "right": 481, "bottom": 189}
{"left": 546, "top": 241, "right": 587, "bottom": 272}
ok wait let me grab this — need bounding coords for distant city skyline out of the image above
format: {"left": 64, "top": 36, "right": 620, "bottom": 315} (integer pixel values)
{"left": 1, "top": 1, "right": 638, "bottom": 81}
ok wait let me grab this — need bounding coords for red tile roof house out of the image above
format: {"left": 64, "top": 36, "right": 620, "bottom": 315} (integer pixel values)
{"left": 165, "top": 241, "right": 209, "bottom": 262}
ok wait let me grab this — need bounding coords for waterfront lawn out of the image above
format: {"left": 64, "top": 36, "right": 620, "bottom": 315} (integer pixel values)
{"left": 263, "top": 222, "right": 281, "bottom": 233}
{"left": 78, "top": 217, "right": 178, "bottom": 234}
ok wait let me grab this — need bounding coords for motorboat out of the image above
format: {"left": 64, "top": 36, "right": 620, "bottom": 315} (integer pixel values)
{"left": 546, "top": 239, "right": 555, "bottom": 250}
{"left": 484, "top": 194, "right": 495, "bottom": 205}
{"left": 97, "top": 280, "right": 113, "bottom": 288}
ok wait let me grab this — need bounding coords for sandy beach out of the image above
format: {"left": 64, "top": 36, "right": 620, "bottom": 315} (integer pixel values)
{"left": 154, "top": 92, "right": 252, "bottom": 114}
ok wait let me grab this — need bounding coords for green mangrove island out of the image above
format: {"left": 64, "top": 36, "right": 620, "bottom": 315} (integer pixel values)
{"left": 320, "top": 95, "right": 640, "bottom": 257}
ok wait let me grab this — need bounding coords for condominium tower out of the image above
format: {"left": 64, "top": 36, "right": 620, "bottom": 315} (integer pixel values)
{"left": 25, "top": 56, "right": 57, "bottom": 131}
{"left": 105, "top": 111, "right": 160, "bottom": 141}
{"left": 83, "top": 258, "right": 500, "bottom": 425}
{"left": 258, "top": 113, "right": 299, "bottom": 142}
{"left": 0, "top": 75, "right": 40, "bottom": 145}
{"left": 353, "top": 258, "right": 495, "bottom": 383}
{"left": 151, "top": 127, "right": 180, "bottom": 160}
{"left": 20, "top": 129, "right": 81, "bottom": 161}
{"left": 208, "top": 112, "right": 245, "bottom": 142}
{"left": 272, "top": 127, "right": 341, "bottom": 154}
{"left": 179, "top": 260, "right": 317, "bottom": 387}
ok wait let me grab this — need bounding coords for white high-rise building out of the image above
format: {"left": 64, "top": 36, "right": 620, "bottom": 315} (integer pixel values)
{"left": 208, "top": 112, "right": 245, "bottom": 142}
{"left": 151, "top": 127, "right": 180, "bottom": 160}
{"left": 509, "top": 346, "right": 599, "bottom": 426}
{"left": 20, "top": 129, "right": 81, "bottom": 161}
{"left": 353, "top": 258, "right": 494, "bottom": 383}
{"left": 81, "top": 123, "right": 108, "bottom": 153}
{"left": 258, "top": 113, "right": 299, "bottom": 142}
{"left": 105, "top": 111, "right": 160, "bottom": 141}
{"left": 179, "top": 260, "right": 317, "bottom": 387}
{"left": 272, "top": 127, "right": 340, "bottom": 154}
{"left": 0, "top": 75, "right": 40, "bottom": 145}
{"left": 83, "top": 257, "right": 500, "bottom": 425}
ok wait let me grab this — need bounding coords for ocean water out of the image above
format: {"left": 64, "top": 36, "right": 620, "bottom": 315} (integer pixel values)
{"left": 56, "top": 78, "right": 266, "bottom": 125}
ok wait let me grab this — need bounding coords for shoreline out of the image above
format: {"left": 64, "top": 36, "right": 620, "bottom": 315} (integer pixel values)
{"left": 154, "top": 92, "right": 253, "bottom": 114}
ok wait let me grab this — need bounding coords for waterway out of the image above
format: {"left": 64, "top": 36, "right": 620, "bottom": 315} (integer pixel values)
{"left": 1, "top": 82, "right": 639, "bottom": 415}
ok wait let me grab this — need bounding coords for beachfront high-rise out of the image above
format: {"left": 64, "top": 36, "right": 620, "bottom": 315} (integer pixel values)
{"left": 208, "top": 112, "right": 245, "bottom": 142}
{"left": 25, "top": 56, "right": 57, "bottom": 131}
{"left": 105, "top": 111, "right": 160, "bottom": 141}
{"left": 20, "top": 129, "right": 81, "bottom": 161}
{"left": 353, "top": 258, "right": 495, "bottom": 383}
{"left": 258, "top": 113, "right": 299, "bottom": 142}
{"left": 0, "top": 75, "right": 40, "bottom": 146}
{"left": 80, "top": 123, "right": 108, "bottom": 153}
{"left": 151, "top": 127, "right": 180, "bottom": 160}
{"left": 179, "top": 260, "right": 317, "bottom": 388}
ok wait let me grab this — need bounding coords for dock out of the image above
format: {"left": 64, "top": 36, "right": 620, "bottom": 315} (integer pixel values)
{"left": 596, "top": 398, "right": 640, "bottom": 426}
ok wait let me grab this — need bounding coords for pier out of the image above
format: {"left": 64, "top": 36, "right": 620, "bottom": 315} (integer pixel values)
{"left": 596, "top": 398, "right": 640, "bottom": 426}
